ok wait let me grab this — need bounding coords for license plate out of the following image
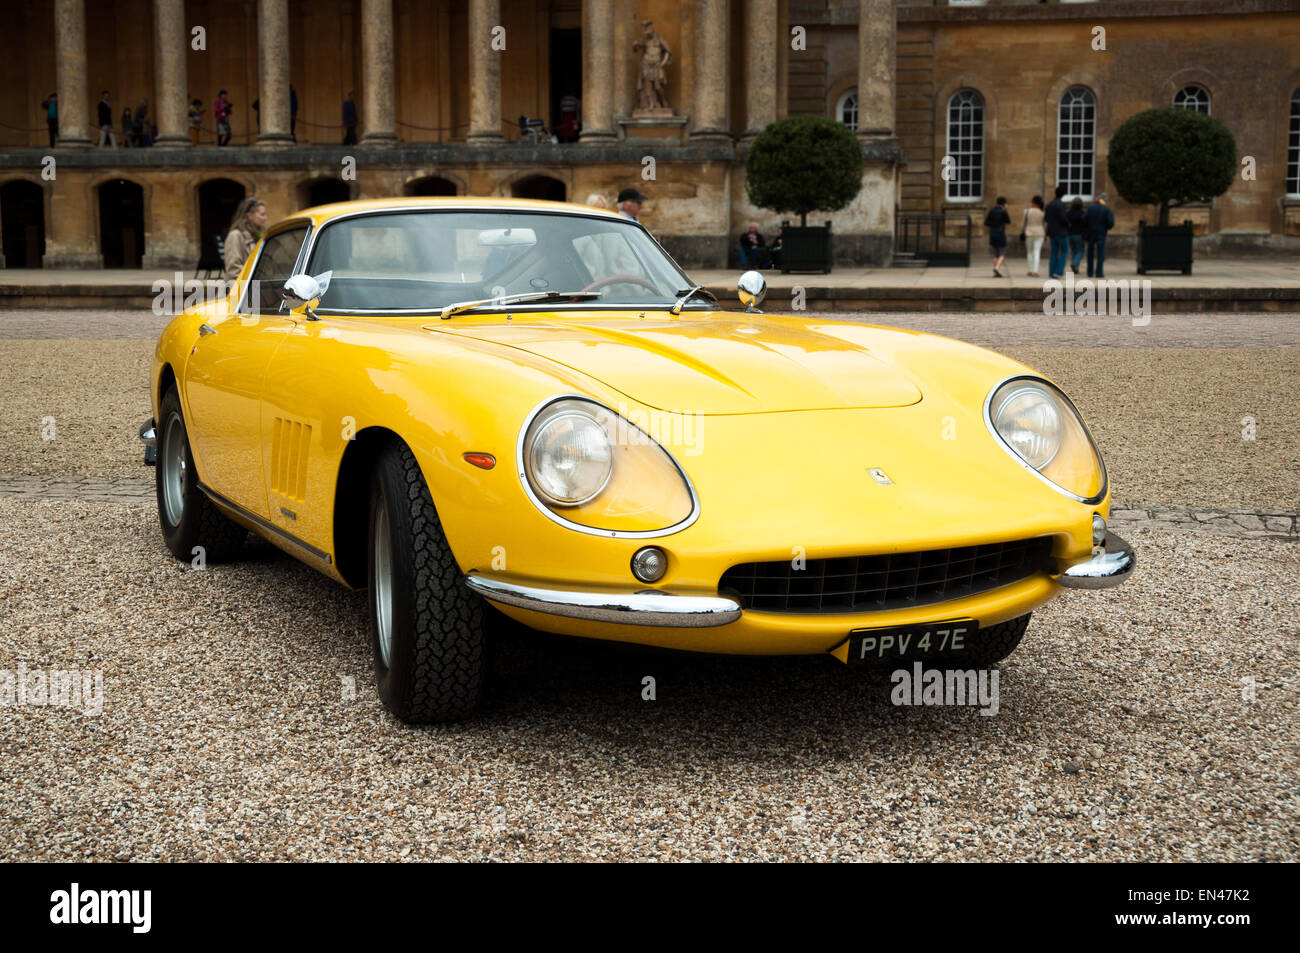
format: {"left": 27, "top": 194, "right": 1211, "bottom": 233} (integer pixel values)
{"left": 845, "top": 619, "right": 977, "bottom": 665}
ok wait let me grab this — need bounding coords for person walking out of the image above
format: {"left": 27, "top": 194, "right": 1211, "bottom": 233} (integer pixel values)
{"left": 42, "top": 93, "right": 58, "bottom": 147}
{"left": 214, "top": 91, "right": 233, "bottom": 146}
{"left": 1044, "top": 185, "right": 1070, "bottom": 279}
{"left": 188, "top": 99, "right": 203, "bottom": 145}
{"left": 1020, "top": 195, "right": 1046, "bottom": 277}
{"left": 223, "top": 197, "right": 267, "bottom": 280}
{"left": 1084, "top": 192, "right": 1115, "bottom": 278}
{"left": 737, "top": 223, "right": 766, "bottom": 269}
{"left": 96, "top": 91, "right": 116, "bottom": 147}
{"left": 1067, "top": 197, "right": 1087, "bottom": 274}
{"left": 342, "top": 91, "right": 358, "bottom": 145}
{"left": 616, "top": 187, "right": 647, "bottom": 222}
{"left": 984, "top": 196, "right": 1011, "bottom": 277}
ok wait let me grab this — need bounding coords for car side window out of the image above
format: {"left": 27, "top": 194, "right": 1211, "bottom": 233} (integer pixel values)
{"left": 241, "top": 226, "right": 309, "bottom": 314}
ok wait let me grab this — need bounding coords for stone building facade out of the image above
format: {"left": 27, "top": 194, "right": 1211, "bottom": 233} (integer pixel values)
{"left": 0, "top": 0, "right": 1297, "bottom": 271}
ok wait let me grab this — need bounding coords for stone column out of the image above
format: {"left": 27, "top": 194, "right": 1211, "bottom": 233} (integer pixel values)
{"left": 360, "top": 0, "right": 397, "bottom": 143}
{"left": 741, "top": 0, "right": 777, "bottom": 141}
{"left": 152, "top": 0, "right": 190, "bottom": 148}
{"left": 256, "top": 0, "right": 293, "bottom": 147}
{"left": 689, "top": 0, "right": 728, "bottom": 140}
{"left": 53, "top": 0, "right": 91, "bottom": 148}
{"left": 857, "top": 0, "right": 895, "bottom": 139}
{"left": 467, "top": 0, "right": 504, "bottom": 142}
{"left": 580, "top": 0, "right": 616, "bottom": 142}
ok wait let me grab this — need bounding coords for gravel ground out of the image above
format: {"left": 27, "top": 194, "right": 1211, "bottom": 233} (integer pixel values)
{"left": 0, "top": 500, "right": 1295, "bottom": 861}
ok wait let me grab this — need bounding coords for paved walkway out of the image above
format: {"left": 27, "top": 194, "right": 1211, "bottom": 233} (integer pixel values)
{"left": 0, "top": 475, "right": 1292, "bottom": 540}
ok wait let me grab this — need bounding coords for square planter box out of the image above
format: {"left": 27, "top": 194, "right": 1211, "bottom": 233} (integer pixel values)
{"left": 1137, "top": 220, "right": 1194, "bottom": 275}
{"left": 779, "top": 221, "right": 832, "bottom": 274}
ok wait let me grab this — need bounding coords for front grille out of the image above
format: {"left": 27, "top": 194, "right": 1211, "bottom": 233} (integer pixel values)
{"left": 719, "top": 538, "right": 1053, "bottom": 614}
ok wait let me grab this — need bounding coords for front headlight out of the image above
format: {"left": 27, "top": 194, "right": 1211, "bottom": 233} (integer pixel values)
{"left": 986, "top": 376, "right": 1106, "bottom": 502}
{"left": 521, "top": 397, "right": 697, "bottom": 536}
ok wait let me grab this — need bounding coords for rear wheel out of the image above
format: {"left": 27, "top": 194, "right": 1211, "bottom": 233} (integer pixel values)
{"left": 368, "top": 440, "right": 486, "bottom": 723}
{"left": 155, "top": 385, "right": 247, "bottom": 562}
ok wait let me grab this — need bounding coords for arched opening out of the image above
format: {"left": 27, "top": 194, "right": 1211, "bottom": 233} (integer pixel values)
{"left": 0, "top": 180, "right": 45, "bottom": 268}
{"left": 404, "top": 175, "right": 459, "bottom": 197}
{"left": 98, "top": 179, "right": 145, "bottom": 268}
{"left": 197, "top": 178, "right": 246, "bottom": 272}
{"left": 299, "top": 178, "right": 351, "bottom": 209}
{"left": 509, "top": 175, "right": 566, "bottom": 202}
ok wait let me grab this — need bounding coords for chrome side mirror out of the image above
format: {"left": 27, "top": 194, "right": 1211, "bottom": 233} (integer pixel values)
{"left": 737, "top": 269, "right": 766, "bottom": 313}
{"left": 282, "top": 270, "right": 333, "bottom": 320}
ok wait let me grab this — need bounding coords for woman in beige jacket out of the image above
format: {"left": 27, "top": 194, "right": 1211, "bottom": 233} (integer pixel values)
{"left": 223, "top": 197, "right": 268, "bottom": 279}
{"left": 1021, "top": 195, "right": 1046, "bottom": 277}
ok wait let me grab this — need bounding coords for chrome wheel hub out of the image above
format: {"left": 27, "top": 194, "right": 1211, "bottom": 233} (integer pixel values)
{"left": 373, "top": 501, "right": 394, "bottom": 669}
{"left": 161, "top": 412, "right": 187, "bottom": 527}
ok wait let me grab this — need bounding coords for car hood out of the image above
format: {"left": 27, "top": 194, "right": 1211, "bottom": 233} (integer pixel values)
{"left": 427, "top": 315, "right": 923, "bottom": 414}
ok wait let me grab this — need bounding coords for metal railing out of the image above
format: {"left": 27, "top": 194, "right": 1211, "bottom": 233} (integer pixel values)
{"left": 895, "top": 212, "right": 972, "bottom": 267}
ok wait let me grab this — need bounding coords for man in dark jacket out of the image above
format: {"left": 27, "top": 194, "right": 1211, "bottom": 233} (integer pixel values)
{"left": 737, "top": 223, "right": 766, "bottom": 268}
{"left": 1044, "top": 185, "right": 1070, "bottom": 279}
{"left": 1083, "top": 193, "right": 1116, "bottom": 278}
{"left": 96, "top": 91, "right": 116, "bottom": 147}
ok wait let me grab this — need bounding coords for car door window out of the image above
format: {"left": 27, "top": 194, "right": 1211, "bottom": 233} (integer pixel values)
{"left": 241, "top": 225, "right": 309, "bottom": 314}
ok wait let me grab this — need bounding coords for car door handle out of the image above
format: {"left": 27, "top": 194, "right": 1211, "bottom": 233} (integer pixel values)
{"left": 199, "top": 323, "right": 217, "bottom": 336}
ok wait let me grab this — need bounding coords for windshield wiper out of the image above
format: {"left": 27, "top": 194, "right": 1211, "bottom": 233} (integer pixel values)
{"left": 437, "top": 290, "right": 604, "bottom": 320}
{"left": 670, "top": 285, "right": 717, "bottom": 315}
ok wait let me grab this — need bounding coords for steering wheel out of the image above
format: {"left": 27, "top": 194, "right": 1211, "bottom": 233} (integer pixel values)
{"left": 580, "top": 274, "right": 661, "bottom": 294}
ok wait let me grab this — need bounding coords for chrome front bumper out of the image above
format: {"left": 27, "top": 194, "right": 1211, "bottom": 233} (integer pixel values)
{"left": 465, "top": 574, "right": 742, "bottom": 627}
{"left": 1052, "top": 531, "right": 1136, "bottom": 590}
{"left": 139, "top": 418, "right": 157, "bottom": 466}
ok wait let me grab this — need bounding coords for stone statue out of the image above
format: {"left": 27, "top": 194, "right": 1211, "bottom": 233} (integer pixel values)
{"left": 633, "top": 20, "right": 673, "bottom": 115}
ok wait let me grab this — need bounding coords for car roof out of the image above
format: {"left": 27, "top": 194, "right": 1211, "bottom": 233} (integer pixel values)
{"left": 287, "top": 196, "right": 626, "bottom": 228}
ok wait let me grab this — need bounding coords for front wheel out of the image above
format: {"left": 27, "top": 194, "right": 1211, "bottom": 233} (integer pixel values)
{"left": 368, "top": 440, "right": 486, "bottom": 723}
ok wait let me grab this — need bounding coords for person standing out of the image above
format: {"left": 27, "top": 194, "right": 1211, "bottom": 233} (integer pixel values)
{"left": 42, "top": 93, "right": 58, "bottom": 147}
{"left": 215, "top": 91, "right": 232, "bottom": 146}
{"left": 342, "top": 91, "right": 358, "bottom": 145}
{"left": 1084, "top": 192, "right": 1115, "bottom": 278}
{"left": 616, "top": 187, "right": 647, "bottom": 222}
{"left": 769, "top": 227, "right": 784, "bottom": 271}
{"left": 188, "top": 99, "right": 203, "bottom": 145}
{"left": 96, "top": 91, "right": 116, "bottom": 147}
{"left": 223, "top": 197, "right": 267, "bottom": 280}
{"left": 1067, "top": 197, "right": 1087, "bottom": 274}
{"left": 121, "top": 107, "right": 134, "bottom": 146}
{"left": 984, "top": 196, "right": 1011, "bottom": 277}
{"left": 133, "top": 99, "right": 150, "bottom": 146}
{"left": 1020, "top": 195, "right": 1046, "bottom": 277}
{"left": 1044, "top": 185, "right": 1070, "bottom": 280}
{"left": 737, "top": 223, "right": 766, "bottom": 269}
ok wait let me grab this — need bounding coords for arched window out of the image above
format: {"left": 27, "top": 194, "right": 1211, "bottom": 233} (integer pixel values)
{"left": 1173, "top": 84, "right": 1211, "bottom": 115}
{"left": 945, "top": 89, "right": 985, "bottom": 201}
{"left": 1288, "top": 87, "right": 1300, "bottom": 197}
{"left": 1057, "top": 86, "right": 1096, "bottom": 198}
{"left": 836, "top": 90, "right": 858, "bottom": 131}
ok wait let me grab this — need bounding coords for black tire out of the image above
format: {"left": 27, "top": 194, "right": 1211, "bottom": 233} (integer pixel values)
{"left": 368, "top": 440, "right": 486, "bottom": 723}
{"left": 155, "top": 385, "right": 247, "bottom": 562}
{"left": 958, "top": 613, "right": 1031, "bottom": 667}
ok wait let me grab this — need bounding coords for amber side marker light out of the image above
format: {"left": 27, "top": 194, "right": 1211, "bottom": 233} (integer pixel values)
{"left": 463, "top": 453, "right": 496, "bottom": 470}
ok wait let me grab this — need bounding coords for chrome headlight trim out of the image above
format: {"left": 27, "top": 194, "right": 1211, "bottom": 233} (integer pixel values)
{"left": 983, "top": 374, "right": 1108, "bottom": 505}
{"left": 515, "top": 394, "right": 702, "bottom": 539}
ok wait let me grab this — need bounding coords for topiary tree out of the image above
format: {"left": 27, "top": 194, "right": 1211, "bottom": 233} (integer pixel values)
{"left": 1107, "top": 107, "right": 1236, "bottom": 227}
{"left": 745, "top": 116, "right": 865, "bottom": 227}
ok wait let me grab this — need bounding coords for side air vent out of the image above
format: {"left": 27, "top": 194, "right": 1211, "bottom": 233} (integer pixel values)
{"left": 270, "top": 418, "right": 311, "bottom": 501}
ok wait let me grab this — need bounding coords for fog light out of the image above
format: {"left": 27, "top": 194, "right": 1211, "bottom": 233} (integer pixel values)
{"left": 631, "top": 546, "right": 668, "bottom": 583}
{"left": 1092, "top": 514, "right": 1107, "bottom": 546}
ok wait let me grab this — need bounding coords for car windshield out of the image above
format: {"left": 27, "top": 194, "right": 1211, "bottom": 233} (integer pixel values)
{"left": 303, "top": 209, "right": 695, "bottom": 313}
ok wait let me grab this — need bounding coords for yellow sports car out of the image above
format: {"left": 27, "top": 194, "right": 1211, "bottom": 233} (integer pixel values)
{"left": 141, "top": 198, "right": 1134, "bottom": 723}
